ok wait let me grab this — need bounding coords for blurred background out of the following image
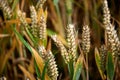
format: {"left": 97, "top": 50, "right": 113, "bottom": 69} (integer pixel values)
{"left": 0, "top": 0, "right": 120, "bottom": 80}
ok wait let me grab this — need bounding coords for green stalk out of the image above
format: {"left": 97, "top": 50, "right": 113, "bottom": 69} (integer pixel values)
{"left": 65, "top": 0, "right": 73, "bottom": 23}
{"left": 86, "top": 53, "right": 89, "bottom": 80}
{"left": 81, "top": 68, "right": 86, "bottom": 80}
{"left": 53, "top": 0, "right": 64, "bottom": 37}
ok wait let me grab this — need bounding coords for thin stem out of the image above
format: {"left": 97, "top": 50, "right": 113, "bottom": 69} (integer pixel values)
{"left": 114, "top": 57, "right": 118, "bottom": 80}
{"left": 81, "top": 68, "right": 86, "bottom": 80}
{"left": 86, "top": 53, "right": 89, "bottom": 80}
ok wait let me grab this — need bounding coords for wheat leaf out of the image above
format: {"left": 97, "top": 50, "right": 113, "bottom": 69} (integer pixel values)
{"left": 73, "top": 54, "right": 83, "bottom": 80}
{"left": 95, "top": 47, "right": 106, "bottom": 80}
{"left": 106, "top": 52, "right": 114, "bottom": 80}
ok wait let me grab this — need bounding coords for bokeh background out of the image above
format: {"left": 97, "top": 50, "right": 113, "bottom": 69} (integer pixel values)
{"left": 0, "top": 0, "right": 120, "bottom": 80}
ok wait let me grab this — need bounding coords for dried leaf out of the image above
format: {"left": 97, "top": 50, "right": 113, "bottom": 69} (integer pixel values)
{"left": 30, "top": 46, "right": 50, "bottom": 80}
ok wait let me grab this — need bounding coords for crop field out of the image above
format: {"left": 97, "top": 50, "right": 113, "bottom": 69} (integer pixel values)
{"left": 0, "top": 0, "right": 120, "bottom": 80}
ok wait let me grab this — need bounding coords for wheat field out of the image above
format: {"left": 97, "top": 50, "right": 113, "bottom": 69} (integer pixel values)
{"left": 0, "top": 0, "right": 120, "bottom": 80}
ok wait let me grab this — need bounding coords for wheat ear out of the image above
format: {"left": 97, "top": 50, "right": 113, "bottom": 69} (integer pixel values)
{"left": 38, "top": 46, "right": 58, "bottom": 80}
{"left": 99, "top": 45, "right": 107, "bottom": 73}
{"left": 36, "top": 0, "right": 46, "bottom": 9}
{"left": 81, "top": 25, "right": 90, "bottom": 54}
{"left": 30, "top": 5, "right": 38, "bottom": 38}
{"left": 51, "top": 35, "right": 70, "bottom": 64}
{"left": 0, "top": 0, "right": 12, "bottom": 18}
{"left": 103, "top": 0, "right": 120, "bottom": 57}
{"left": 66, "top": 24, "right": 77, "bottom": 62}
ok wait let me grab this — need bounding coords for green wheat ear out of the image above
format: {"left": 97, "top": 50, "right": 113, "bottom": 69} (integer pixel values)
{"left": 0, "top": 0, "right": 12, "bottom": 19}
{"left": 99, "top": 45, "right": 107, "bottom": 73}
{"left": 38, "top": 46, "right": 58, "bottom": 80}
{"left": 81, "top": 25, "right": 90, "bottom": 54}
{"left": 103, "top": 0, "right": 120, "bottom": 57}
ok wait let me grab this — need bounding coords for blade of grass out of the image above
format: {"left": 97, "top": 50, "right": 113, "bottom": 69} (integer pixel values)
{"left": 53, "top": 0, "right": 60, "bottom": 16}
{"left": 53, "top": 0, "right": 64, "bottom": 37}
{"left": 30, "top": 46, "right": 51, "bottom": 80}
{"left": 47, "top": 29, "right": 56, "bottom": 36}
{"left": 68, "top": 61, "right": 74, "bottom": 80}
{"left": 47, "top": 29, "right": 68, "bottom": 47}
{"left": 106, "top": 52, "right": 114, "bottom": 80}
{"left": 95, "top": 47, "right": 106, "bottom": 80}
{"left": 73, "top": 54, "right": 83, "bottom": 80}
{"left": 12, "top": 0, "right": 19, "bottom": 11}
{"left": 12, "top": 27, "right": 50, "bottom": 80}
{"left": 41, "top": 60, "right": 49, "bottom": 80}
{"left": 12, "top": 27, "right": 32, "bottom": 52}
{"left": 25, "top": 27, "right": 38, "bottom": 46}
{"left": 34, "top": 60, "right": 41, "bottom": 79}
